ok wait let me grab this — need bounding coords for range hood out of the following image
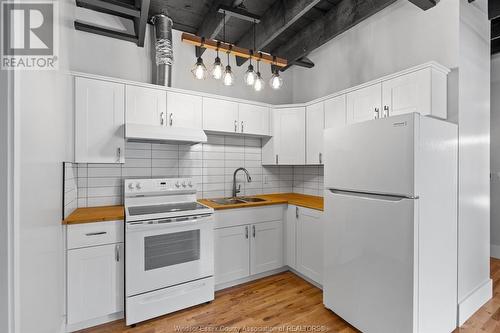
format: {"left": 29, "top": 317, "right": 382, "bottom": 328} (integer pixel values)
{"left": 125, "top": 123, "right": 207, "bottom": 144}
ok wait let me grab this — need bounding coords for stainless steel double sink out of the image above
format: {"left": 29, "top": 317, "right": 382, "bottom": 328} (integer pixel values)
{"left": 210, "top": 197, "right": 267, "bottom": 205}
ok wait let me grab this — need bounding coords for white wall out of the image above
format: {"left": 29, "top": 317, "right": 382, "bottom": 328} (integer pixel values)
{"left": 290, "top": 0, "right": 459, "bottom": 103}
{"left": 491, "top": 54, "right": 500, "bottom": 257}
{"left": 69, "top": 6, "right": 293, "bottom": 105}
{"left": 456, "top": 0, "right": 491, "bottom": 325}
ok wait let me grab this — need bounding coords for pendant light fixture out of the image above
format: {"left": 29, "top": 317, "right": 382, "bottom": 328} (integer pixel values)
{"left": 269, "top": 57, "right": 283, "bottom": 90}
{"left": 191, "top": 37, "right": 208, "bottom": 80}
{"left": 244, "top": 20, "right": 257, "bottom": 86}
{"left": 221, "top": 10, "right": 234, "bottom": 86}
{"left": 254, "top": 53, "right": 265, "bottom": 92}
{"left": 211, "top": 41, "right": 224, "bottom": 79}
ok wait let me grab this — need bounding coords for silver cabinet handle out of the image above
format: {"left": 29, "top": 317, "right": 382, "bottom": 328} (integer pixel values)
{"left": 319, "top": 152, "right": 323, "bottom": 164}
{"left": 383, "top": 105, "right": 390, "bottom": 118}
{"left": 275, "top": 154, "right": 279, "bottom": 165}
{"left": 245, "top": 226, "right": 249, "bottom": 239}
{"left": 241, "top": 121, "right": 244, "bottom": 133}
{"left": 160, "top": 112, "right": 166, "bottom": 126}
{"left": 374, "top": 107, "right": 380, "bottom": 119}
{"left": 169, "top": 113, "right": 173, "bottom": 126}
{"left": 85, "top": 231, "right": 107, "bottom": 236}
{"left": 296, "top": 206, "right": 299, "bottom": 219}
{"left": 252, "top": 225, "right": 256, "bottom": 238}
{"left": 115, "top": 244, "right": 120, "bottom": 262}
{"left": 234, "top": 120, "right": 238, "bottom": 132}
{"left": 117, "top": 147, "right": 121, "bottom": 162}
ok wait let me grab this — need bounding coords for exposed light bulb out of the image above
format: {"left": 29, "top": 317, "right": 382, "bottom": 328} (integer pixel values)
{"left": 269, "top": 70, "right": 283, "bottom": 90}
{"left": 244, "top": 64, "right": 257, "bottom": 86}
{"left": 254, "top": 72, "right": 265, "bottom": 91}
{"left": 223, "top": 65, "right": 235, "bottom": 86}
{"left": 212, "top": 56, "right": 224, "bottom": 80}
{"left": 191, "top": 57, "right": 207, "bottom": 80}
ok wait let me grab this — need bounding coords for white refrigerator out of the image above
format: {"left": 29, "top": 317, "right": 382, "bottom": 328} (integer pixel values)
{"left": 323, "top": 113, "right": 458, "bottom": 333}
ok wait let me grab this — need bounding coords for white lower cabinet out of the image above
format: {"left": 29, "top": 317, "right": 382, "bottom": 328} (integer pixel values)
{"left": 213, "top": 206, "right": 284, "bottom": 286}
{"left": 286, "top": 205, "right": 324, "bottom": 285}
{"left": 66, "top": 221, "right": 124, "bottom": 331}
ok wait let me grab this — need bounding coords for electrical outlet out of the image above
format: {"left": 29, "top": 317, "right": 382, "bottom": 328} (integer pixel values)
{"left": 264, "top": 175, "right": 269, "bottom": 184}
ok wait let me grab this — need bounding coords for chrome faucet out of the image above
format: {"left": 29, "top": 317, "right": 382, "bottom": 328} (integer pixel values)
{"left": 232, "top": 168, "right": 252, "bottom": 198}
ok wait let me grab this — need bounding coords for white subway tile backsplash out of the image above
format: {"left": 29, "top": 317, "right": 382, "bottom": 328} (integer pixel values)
{"left": 74, "top": 134, "right": 322, "bottom": 207}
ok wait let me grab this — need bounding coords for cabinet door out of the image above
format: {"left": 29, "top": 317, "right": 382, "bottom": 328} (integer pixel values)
{"left": 250, "top": 221, "right": 283, "bottom": 275}
{"left": 238, "top": 103, "right": 270, "bottom": 136}
{"left": 306, "top": 102, "right": 325, "bottom": 165}
{"left": 167, "top": 91, "right": 202, "bottom": 129}
{"left": 214, "top": 225, "right": 250, "bottom": 285}
{"left": 346, "top": 83, "right": 382, "bottom": 124}
{"left": 203, "top": 97, "right": 239, "bottom": 133}
{"left": 274, "top": 107, "right": 306, "bottom": 165}
{"left": 75, "top": 77, "right": 125, "bottom": 163}
{"left": 125, "top": 85, "right": 166, "bottom": 126}
{"left": 297, "top": 207, "right": 323, "bottom": 284}
{"left": 67, "top": 243, "right": 124, "bottom": 325}
{"left": 285, "top": 206, "right": 298, "bottom": 270}
{"left": 382, "top": 69, "right": 431, "bottom": 118}
{"left": 324, "top": 94, "right": 346, "bottom": 129}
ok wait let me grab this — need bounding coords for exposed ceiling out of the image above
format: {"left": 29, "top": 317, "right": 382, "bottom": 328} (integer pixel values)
{"left": 490, "top": 0, "right": 500, "bottom": 54}
{"left": 74, "top": 0, "right": 438, "bottom": 69}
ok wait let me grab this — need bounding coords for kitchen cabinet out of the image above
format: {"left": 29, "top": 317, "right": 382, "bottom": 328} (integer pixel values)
{"left": 346, "top": 83, "right": 382, "bottom": 124}
{"left": 67, "top": 243, "right": 124, "bottom": 325}
{"left": 214, "top": 225, "right": 250, "bottom": 285}
{"left": 202, "top": 97, "right": 239, "bottom": 133}
{"left": 238, "top": 103, "right": 270, "bottom": 136}
{"left": 306, "top": 102, "right": 325, "bottom": 165}
{"left": 286, "top": 205, "right": 323, "bottom": 285}
{"left": 126, "top": 85, "right": 166, "bottom": 127}
{"left": 250, "top": 221, "right": 283, "bottom": 275}
{"left": 382, "top": 67, "right": 447, "bottom": 119}
{"left": 166, "top": 91, "right": 202, "bottom": 129}
{"left": 324, "top": 94, "right": 346, "bottom": 129}
{"left": 262, "top": 107, "right": 306, "bottom": 165}
{"left": 66, "top": 221, "right": 124, "bottom": 330}
{"left": 75, "top": 77, "right": 125, "bottom": 164}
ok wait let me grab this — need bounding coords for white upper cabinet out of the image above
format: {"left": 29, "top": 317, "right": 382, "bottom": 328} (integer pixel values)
{"left": 166, "top": 91, "right": 202, "bottom": 129}
{"left": 382, "top": 67, "right": 447, "bottom": 119}
{"left": 263, "top": 107, "right": 306, "bottom": 165}
{"left": 346, "top": 83, "right": 382, "bottom": 124}
{"left": 126, "top": 85, "right": 166, "bottom": 127}
{"left": 75, "top": 77, "right": 125, "bottom": 164}
{"left": 238, "top": 103, "right": 270, "bottom": 136}
{"left": 306, "top": 102, "right": 325, "bottom": 165}
{"left": 324, "top": 94, "right": 346, "bottom": 129}
{"left": 202, "top": 97, "right": 239, "bottom": 133}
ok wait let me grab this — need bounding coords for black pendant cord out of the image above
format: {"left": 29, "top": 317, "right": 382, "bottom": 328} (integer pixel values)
{"left": 251, "top": 19, "right": 256, "bottom": 66}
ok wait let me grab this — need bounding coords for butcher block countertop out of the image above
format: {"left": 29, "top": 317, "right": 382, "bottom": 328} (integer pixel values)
{"left": 199, "top": 193, "right": 324, "bottom": 211}
{"left": 63, "top": 205, "right": 125, "bottom": 225}
{"left": 63, "top": 193, "right": 323, "bottom": 225}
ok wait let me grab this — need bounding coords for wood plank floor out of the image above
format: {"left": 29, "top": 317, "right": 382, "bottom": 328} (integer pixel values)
{"left": 80, "top": 259, "right": 500, "bottom": 333}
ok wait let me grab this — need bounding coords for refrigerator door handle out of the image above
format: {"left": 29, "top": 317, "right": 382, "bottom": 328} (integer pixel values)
{"left": 328, "top": 188, "right": 418, "bottom": 201}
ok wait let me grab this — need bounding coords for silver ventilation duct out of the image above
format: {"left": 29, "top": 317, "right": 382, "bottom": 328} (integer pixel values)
{"left": 151, "top": 14, "right": 173, "bottom": 86}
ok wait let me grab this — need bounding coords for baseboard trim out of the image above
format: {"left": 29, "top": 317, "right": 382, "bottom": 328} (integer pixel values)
{"left": 65, "top": 312, "right": 123, "bottom": 333}
{"left": 288, "top": 267, "right": 322, "bottom": 289}
{"left": 458, "top": 279, "right": 492, "bottom": 326}
{"left": 215, "top": 267, "right": 288, "bottom": 291}
{"left": 491, "top": 244, "right": 500, "bottom": 259}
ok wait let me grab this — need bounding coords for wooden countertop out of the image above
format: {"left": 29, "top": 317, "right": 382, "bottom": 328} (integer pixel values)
{"left": 63, "top": 193, "right": 323, "bottom": 225}
{"left": 63, "top": 205, "right": 125, "bottom": 225}
{"left": 199, "top": 193, "right": 324, "bottom": 211}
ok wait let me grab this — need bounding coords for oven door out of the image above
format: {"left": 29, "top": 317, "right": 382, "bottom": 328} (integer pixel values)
{"left": 125, "top": 214, "right": 214, "bottom": 296}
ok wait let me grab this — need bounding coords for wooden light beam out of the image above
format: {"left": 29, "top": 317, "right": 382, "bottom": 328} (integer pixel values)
{"left": 181, "top": 33, "right": 288, "bottom": 68}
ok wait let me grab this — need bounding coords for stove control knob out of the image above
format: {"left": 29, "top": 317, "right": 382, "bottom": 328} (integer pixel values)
{"left": 128, "top": 183, "right": 134, "bottom": 190}
{"left": 181, "top": 181, "right": 187, "bottom": 188}
{"left": 136, "top": 182, "right": 142, "bottom": 190}
{"left": 175, "top": 182, "right": 180, "bottom": 188}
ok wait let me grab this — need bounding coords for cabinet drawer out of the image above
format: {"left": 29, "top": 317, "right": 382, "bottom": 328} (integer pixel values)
{"left": 67, "top": 221, "right": 124, "bottom": 249}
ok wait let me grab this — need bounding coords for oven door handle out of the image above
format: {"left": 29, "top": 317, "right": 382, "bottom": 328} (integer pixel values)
{"left": 126, "top": 216, "right": 212, "bottom": 232}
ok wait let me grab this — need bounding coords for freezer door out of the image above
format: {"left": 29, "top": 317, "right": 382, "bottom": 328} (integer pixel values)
{"left": 323, "top": 189, "right": 417, "bottom": 333}
{"left": 324, "top": 113, "right": 417, "bottom": 197}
